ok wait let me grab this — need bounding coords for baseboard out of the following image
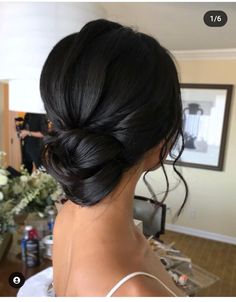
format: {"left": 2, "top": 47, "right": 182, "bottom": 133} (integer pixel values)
{"left": 172, "top": 48, "right": 236, "bottom": 60}
{"left": 166, "top": 223, "right": 236, "bottom": 245}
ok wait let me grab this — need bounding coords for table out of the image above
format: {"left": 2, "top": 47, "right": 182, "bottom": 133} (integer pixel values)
{"left": 149, "top": 238, "right": 220, "bottom": 296}
{"left": 0, "top": 231, "right": 51, "bottom": 297}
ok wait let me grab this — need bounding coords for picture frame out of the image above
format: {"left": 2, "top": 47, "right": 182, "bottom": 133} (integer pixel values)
{"left": 165, "top": 83, "right": 233, "bottom": 171}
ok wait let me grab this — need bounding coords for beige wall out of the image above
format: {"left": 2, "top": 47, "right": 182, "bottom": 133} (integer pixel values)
{"left": 0, "top": 84, "right": 4, "bottom": 151}
{"left": 0, "top": 83, "right": 10, "bottom": 166}
{"left": 136, "top": 59, "right": 236, "bottom": 239}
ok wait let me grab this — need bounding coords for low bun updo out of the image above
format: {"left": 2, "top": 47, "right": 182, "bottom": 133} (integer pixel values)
{"left": 40, "top": 19, "right": 186, "bottom": 208}
{"left": 43, "top": 127, "right": 130, "bottom": 205}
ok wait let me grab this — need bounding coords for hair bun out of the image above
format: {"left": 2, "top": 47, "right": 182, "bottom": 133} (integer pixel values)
{"left": 43, "top": 128, "right": 129, "bottom": 205}
{"left": 40, "top": 19, "right": 184, "bottom": 208}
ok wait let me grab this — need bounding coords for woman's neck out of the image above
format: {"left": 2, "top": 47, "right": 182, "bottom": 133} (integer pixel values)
{"left": 62, "top": 163, "right": 144, "bottom": 244}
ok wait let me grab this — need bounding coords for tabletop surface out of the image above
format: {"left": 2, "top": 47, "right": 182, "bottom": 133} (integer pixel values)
{"left": 0, "top": 231, "right": 52, "bottom": 297}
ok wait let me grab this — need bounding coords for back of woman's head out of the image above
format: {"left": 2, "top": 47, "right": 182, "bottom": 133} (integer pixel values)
{"left": 40, "top": 18, "right": 183, "bottom": 206}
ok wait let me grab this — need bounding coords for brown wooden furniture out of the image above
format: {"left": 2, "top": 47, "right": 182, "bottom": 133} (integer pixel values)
{"left": 0, "top": 231, "right": 51, "bottom": 297}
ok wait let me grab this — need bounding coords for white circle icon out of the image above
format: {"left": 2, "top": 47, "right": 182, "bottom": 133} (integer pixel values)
{"left": 13, "top": 276, "right": 20, "bottom": 284}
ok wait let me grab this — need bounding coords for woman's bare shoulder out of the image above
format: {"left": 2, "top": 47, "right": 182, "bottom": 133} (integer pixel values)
{"left": 111, "top": 273, "right": 185, "bottom": 297}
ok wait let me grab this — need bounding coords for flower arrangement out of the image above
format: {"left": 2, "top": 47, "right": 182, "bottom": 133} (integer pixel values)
{"left": 0, "top": 151, "right": 63, "bottom": 232}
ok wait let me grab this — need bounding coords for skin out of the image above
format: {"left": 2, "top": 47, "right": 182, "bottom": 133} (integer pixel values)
{"left": 53, "top": 143, "right": 186, "bottom": 297}
{"left": 19, "top": 130, "right": 44, "bottom": 139}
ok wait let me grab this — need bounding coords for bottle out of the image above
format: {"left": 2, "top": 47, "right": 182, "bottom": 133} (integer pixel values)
{"left": 21, "top": 225, "right": 33, "bottom": 262}
{"left": 25, "top": 228, "right": 40, "bottom": 267}
{"left": 47, "top": 209, "right": 56, "bottom": 235}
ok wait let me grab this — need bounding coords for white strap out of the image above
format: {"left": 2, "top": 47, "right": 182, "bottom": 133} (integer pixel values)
{"left": 106, "top": 271, "right": 178, "bottom": 297}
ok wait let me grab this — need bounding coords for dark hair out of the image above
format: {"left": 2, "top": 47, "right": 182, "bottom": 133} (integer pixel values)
{"left": 40, "top": 19, "right": 188, "bottom": 215}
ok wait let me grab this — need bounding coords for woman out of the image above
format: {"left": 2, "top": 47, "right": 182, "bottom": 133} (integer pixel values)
{"left": 40, "top": 19, "right": 186, "bottom": 297}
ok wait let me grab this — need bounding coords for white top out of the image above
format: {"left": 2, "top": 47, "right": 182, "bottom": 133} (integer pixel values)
{"left": 17, "top": 267, "right": 178, "bottom": 297}
{"left": 106, "top": 271, "right": 178, "bottom": 297}
{"left": 17, "top": 267, "right": 54, "bottom": 297}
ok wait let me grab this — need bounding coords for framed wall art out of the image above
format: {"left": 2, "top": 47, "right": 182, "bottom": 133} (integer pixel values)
{"left": 165, "top": 83, "right": 233, "bottom": 171}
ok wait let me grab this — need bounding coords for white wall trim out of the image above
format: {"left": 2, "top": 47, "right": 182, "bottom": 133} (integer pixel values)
{"left": 172, "top": 49, "right": 236, "bottom": 60}
{"left": 166, "top": 223, "right": 236, "bottom": 245}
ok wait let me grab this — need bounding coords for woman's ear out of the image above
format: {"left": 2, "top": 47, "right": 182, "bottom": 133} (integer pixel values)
{"left": 142, "top": 140, "right": 168, "bottom": 172}
{"left": 142, "top": 144, "right": 162, "bottom": 172}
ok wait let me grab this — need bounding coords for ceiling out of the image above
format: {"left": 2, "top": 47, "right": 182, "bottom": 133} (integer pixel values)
{"left": 100, "top": 2, "right": 236, "bottom": 51}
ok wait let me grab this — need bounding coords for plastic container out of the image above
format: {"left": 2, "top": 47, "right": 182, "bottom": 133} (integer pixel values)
{"left": 25, "top": 228, "right": 40, "bottom": 267}
{"left": 47, "top": 209, "right": 56, "bottom": 235}
{"left": 21, "top": 225, "right": 33, "bottom": 262}
{"left": 42, "top": 235, "right": 53, "bottom": 259}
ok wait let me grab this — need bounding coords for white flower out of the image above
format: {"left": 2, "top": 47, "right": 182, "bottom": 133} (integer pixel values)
{"left": 0, "top": 174, "right": 8, "bottom": 186}
{"left": 13, "top": 183, "right": 22, "bottom": 194}
{"left": 0, "top": 169, "right": 7, "bottom": 175}
{"left": 20, "top": 175, "right": 28, "bottom": 183}
{"left": 0, "top": 191, "right": 3, "bottom": 201}
{"left": 40, "top": 173, "right": 52, "bottom": 183}
{"left": 50, "top": 191, "right": 59, "bottom": 201}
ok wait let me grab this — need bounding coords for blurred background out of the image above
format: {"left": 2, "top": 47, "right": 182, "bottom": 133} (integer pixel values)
{"left": 0, "top": 2, "right": 236, "bottom": 297}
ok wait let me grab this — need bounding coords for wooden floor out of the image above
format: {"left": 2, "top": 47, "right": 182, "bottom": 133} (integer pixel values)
{"left": 161, "top": 230, "right": 236, "bottom": 297}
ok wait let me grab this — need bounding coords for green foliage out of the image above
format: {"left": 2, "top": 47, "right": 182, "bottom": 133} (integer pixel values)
{"left": 0, "top": 151, "right": 63, "bottom": 230}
